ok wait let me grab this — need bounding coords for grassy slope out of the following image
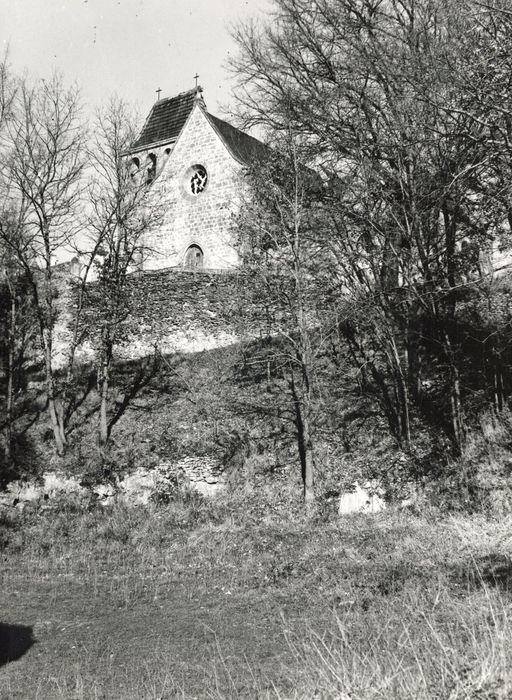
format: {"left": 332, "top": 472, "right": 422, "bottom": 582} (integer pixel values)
{"left": 2, "top": 502, "right": 512, "bottom": 699}
{"left": 15, "top": 330, "right": 384, "bottom": 500}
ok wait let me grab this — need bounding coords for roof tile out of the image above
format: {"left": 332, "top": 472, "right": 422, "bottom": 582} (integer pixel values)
{"left": 205, "top": 113, "right": 269, "bottom": 166}
{"left": 132, "top": 89, "right": 197, "bottom": 149}
{"left": 132, "top": 88, "right": 268, "bottom": 167}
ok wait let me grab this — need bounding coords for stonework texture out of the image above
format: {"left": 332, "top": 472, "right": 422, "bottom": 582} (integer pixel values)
{"left": 118, "top": 268, "right": 244, "bottom": 358}
{"left": 139, "top": 105, "right": 242, "bottom": 271}
{"left": 55, "top": 268, "right": 249, "bottom": 366}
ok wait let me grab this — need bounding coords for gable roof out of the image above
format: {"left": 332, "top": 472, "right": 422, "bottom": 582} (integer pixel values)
{"left": 131, "top": 88, "right": 198, "bottom": 150}
{"left": 205, "top": 113, "right": 269, "bottom": 166}
{"left": 131, "top": 87, "right": 269, "bottom": 166}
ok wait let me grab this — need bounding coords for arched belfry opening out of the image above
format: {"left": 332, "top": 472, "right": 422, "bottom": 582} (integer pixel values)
{"left": 184, "top": 244, "right": 204, "bottom": 269}
{"left": 146, "top": 153, "right": 157, "bottom": 184}
{"left": 129, "top": 157, "right": 140, "bottom": 181}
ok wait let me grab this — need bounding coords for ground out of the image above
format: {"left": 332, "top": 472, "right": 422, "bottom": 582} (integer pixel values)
{"left": 1, "top": 499, "right": 512, "bottom": 699}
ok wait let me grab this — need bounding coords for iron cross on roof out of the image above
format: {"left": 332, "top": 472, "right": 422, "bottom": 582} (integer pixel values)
{"left": 194, "top": 73, "right": 200, "bottom": 89}
{"left": 156, "top": 87, "right": 162, "bottom": 100}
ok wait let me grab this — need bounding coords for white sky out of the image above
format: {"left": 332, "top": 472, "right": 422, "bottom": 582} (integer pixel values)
{"left": 1, "top": 0, "right": 271, "bottom": 124}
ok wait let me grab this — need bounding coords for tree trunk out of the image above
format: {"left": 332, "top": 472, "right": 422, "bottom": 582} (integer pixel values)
{"left": 5, "top": 288, "right": 15, "bottom": 463}
{"left": 443, "top": 206, "right": 457, "bottom": 316}
{"left": 291, "top": 372, "right": 315, "bottom": 503}
{"left": 99, "top": 364, "right": 109, "bottom": 445}
{"left": 63, "top": 277, "right": 87, "bottom": 423}
{"left": 301, "top": 370, "right": 315, "bottom": 504}
{"left": 302, "top": 413, "right": 315, "bottom": 504}
{"left": 451, "top": 366, "right": 464, "bottom": 449}
{"left": 490, "top": 342, "right": 504, "bottom": 414}
{"left": 390, "top": 336, "right": 411, "bottom": 449}
{"left": 47, "top": 392, "right": 66, "bottom": 456}
{"left": 442, "top": 330, "right": 465, "bottom": 451}
{"left": 494, "top": 364, "right": 504, "bottom": 413}
{"left": 41, "top": 328, "right": 66, "bottom": 456}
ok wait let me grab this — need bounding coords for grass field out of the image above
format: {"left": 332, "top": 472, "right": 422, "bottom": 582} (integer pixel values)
{"left": 1, "top": 497, "right": 512, "bottom": 699}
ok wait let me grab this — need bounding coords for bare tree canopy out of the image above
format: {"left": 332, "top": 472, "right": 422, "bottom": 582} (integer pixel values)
{"left": 231, "top": 0, "right": 512, "bottom": 479}
{"left": 0, "top": 72, "right": 86, "bottom": 455}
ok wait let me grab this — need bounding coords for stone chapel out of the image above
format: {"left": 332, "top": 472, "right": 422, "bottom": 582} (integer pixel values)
{"left": 128, "top": 86, "right": 267, "bottom": 272}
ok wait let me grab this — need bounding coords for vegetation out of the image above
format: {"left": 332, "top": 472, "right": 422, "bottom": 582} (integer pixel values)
{"left": 86, "top": 97, "right": 162, "bottom": 447}
{"left": 3, "top": 1, "right": 512, "bottom": 695}
{"left": 230, "top": 0, "right": 512, "bottom": 500}
{"left": 236, "top": 138, "right": 328, "bottom": 502}
{"left": 1, "top": 499, "right": 512, "bottom": 698}
{"left": 0, "top": 72, "right": 85, "bottom": 456}
{"left": 1, "top": 1, "right": 512, "bottom": 506}
{"left": 0, "top": 68, "right": 158, "bottom": 466}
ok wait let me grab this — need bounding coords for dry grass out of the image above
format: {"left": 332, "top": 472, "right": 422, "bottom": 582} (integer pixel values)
{"left": 1, "top": 499, "right": 512, "bottom": 698}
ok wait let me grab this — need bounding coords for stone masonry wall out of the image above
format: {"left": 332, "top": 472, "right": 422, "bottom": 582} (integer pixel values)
{"left": 51, "top": 265, "right": 255, "bottom": 366}
{"left": 62, "top": 266, "right": 251, "bottom": 365}
{"left": 142, "top": 105, "right": 242, "bottom": 271}
{"left": 117, "top": 268, "right": 243, "bottom": 358}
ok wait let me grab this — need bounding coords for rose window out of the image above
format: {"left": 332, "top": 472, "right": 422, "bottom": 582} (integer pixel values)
{"left": 189, "top": 165, "right": 208, "bottom": 195}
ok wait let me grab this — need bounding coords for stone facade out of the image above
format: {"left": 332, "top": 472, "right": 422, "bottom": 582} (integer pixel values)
{"left": 142, "top": 106, "right": 242, "bottom": 270}
{"left": 127, "top": 88, "right": 266, "bottom": 272}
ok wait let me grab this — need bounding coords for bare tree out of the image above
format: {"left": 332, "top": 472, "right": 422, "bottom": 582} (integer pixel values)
{"left": 86, "top": 97, "right": 161, "bottom": 445}
{"left": 0, "top": 208, "right": 36, "bottom": 469}
{"left": 0, "top": 73, "right": 86, "bottom": 455}
{"left": 0, "top": 56, "right": 20, "bottom": 468}
{"left": 231, "top": 0, "right": 510, "bottom": 454}
{"left": 237, "top": 135, "right": 330, "bottom": 503}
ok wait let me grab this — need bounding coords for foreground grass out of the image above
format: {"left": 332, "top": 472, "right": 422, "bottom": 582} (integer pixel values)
{"left": 1, "top": 497, "right": 512, "bottom": 698}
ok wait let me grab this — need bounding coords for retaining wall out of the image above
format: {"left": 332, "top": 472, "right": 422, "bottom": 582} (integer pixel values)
{"left": 53, "top": 266, "right": 253, "bottom": 365}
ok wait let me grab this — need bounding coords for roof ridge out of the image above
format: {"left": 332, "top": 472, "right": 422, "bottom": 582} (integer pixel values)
{"left": 149, "top": 86, "right": 199, "bottom": 108}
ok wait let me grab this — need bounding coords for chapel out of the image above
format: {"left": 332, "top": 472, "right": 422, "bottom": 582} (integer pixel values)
{"left": 128, "top": 86, "right": 267, "bottom": 272}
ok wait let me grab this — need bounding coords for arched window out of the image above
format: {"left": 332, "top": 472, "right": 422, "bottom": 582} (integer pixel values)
{"left": 184, "top": 244, "right": 204, "bottom": 269}
{"left": 129, "top": 157, "right": 140, "bottom": 181}
{"left": 160, "top": 147, "right": 171, "bottom": 173}
{"left": 146, "top": 153, "right": 157, "bottom": 184}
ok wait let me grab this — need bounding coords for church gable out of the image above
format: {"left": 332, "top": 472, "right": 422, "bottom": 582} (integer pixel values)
{"left": 142, "top": 97, "right": 248, "bottom": 271}
{"left": 130, "top": 87, "right": 269, "bottom": 273}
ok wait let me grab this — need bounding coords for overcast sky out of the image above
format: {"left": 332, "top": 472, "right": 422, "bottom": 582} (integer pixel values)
{"left": 1, "top": 0, "right": 271, "bottom": 123}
